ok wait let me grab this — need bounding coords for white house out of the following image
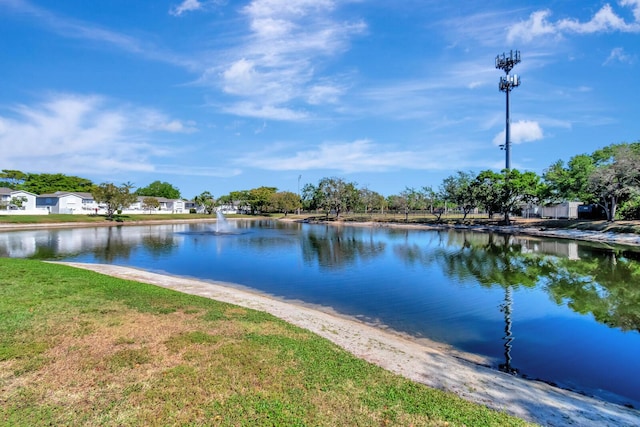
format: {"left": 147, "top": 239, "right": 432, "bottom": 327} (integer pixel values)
{"left": 36, "top": 192, "right": 100, "bottom": 214}
{"left": 125, "top": 196, "right": 186, "bottom": 214}
{"left": 0, "top": 188, "right": 42, "bottom": 214}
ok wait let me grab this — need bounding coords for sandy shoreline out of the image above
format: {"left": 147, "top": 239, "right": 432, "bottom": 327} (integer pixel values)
{"left": 57, "top": 262, "right": 640, "bottom": 427}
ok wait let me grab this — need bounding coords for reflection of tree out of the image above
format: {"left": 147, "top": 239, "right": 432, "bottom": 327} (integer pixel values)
{"left": 429, "top": 232, "right": 558, "bottom": 375}
{"left": 141, "top": 234, "right": 178, "bottom": 258}
{"left": 416, "top": 230, "right": 640, "bottom": 342}
{"left": 92, "top": 227, "right": 135, "bottom": 263}
{"left": 91, "top": 228, "right": 178, "bottom": 263}
{"left": 546, "top": 251, "right": 640, "bottom": 332}
{"left": 301, "top": 226, "right": 385, "bottom": 269}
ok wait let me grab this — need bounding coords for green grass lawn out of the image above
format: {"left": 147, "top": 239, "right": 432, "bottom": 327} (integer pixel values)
{"left": 0, "top": 258, "right": 534, "bottom": 426}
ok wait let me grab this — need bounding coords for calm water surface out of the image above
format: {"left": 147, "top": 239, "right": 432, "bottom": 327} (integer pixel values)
{"left": 2, "top": 219, "right": 640, "bottom": 406}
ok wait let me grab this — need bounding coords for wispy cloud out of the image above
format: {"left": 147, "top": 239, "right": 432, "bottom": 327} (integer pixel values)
{"left": 169, "top": 0, "right": 226, "bottom": 17}
{"left": 170, "top": 0, "right": 204, "bottom": 16}
{"left": 235, "top": 139, "right": 486, "bottom": 172}
{"left": 0, "top": 94, "right": 198, "bottom": 176}
{"left": 201, "top": 0, "right": 366, "bottom": 121}
{"left": 508, "top": 2, "right": 640, "bottom": 43}
{"left": 1, "top": 0, "right": 198, "bottom": 69}
{"left": 604, "top": 47, "right": 635, "bottom": 64}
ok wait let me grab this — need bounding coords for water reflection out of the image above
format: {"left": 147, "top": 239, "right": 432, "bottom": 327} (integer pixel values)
{"left": 301, "top": 225, "right": 386, "bottom": 269}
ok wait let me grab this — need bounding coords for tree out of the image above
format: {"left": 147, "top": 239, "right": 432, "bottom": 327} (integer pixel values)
{"left": 542, "top": 155, "right": 596, "bottom": 203}
{"left": 271, "top": 191, "right": 301, "bottom": 216}
{"left": 0, "top": 169, "right": 27, "bottom": 189}
{"left": 399, "top": 187, "right": 426, "bottom": 221}
{"left": 474, "top": 169, "right": 542, "bottom": 223}
{"left": 194, "top": 191, "right": 216, "bottom": 214}
{"left": 141, "top": 197, "right": 160, "bottom": 213}
{"left": 92, "top": 182, "right": 138, "bottom": 219}
{"left": 358, "top": 187, "right": 386, "bottom": 214}
{"left": 587, "top": 144, "right": 640, "bottom": 221}
{"left": 22, "top": 173, "right": 94, "bottom": 194}
{"left": 386, "top": 194, "right": 408, "bottom": 216}
{"left": 247, "top": 186, "right": 277, "bottom": 214}
{"left": 301, "top": 183, "right": 321, "bottom": 211}
{"left": 440, "top": 171, "right": 478, "bottom": 220}
{"left": 135, "top": 181, "right": 181, "bottom": 199}
{"left": 316, "top": 177, "right": 358, "bottom": 218}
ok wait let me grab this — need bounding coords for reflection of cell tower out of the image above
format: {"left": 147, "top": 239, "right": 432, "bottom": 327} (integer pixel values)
{"left": 498, "top": 286, "right": 518, "bottom": 375}
{"left": 495, "top": 50, "right": 521, "bottom": 170}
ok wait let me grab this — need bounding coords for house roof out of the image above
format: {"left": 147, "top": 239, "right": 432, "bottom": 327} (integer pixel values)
{"left": 0, "top": 187, "right": 37, "bottom": 196}
{"left": 38, "top": 191, "right": 94, "bottom": 199}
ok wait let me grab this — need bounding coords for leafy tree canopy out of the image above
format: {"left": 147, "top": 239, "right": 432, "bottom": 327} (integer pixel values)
{"left": 0, "top": 169, "right": 28, "bottom": 189}
{"left": 135, "top": 181, "right": 181, "bottom": 199}
{"left": 9, "top": 172, "right": 93, "bottom": 194}
{"left": 93, "top": 182, "right": 138, "bottom": 219}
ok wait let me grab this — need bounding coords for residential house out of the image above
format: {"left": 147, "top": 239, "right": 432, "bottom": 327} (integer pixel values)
{"left": 126, "top": 197, "right": 186, "bottom": 214}
{"left": 0, "top": 187, "right": 40, "bottom": 213}
{"left": 36, "top": 192, "right": 100, "bottom": 214}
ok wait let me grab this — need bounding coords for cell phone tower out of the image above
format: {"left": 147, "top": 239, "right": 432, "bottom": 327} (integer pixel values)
{"left": 495, "top": 50, "right": 521, "bottom": 170}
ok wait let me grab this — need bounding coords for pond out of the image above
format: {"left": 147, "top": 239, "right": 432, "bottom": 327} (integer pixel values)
{"left": 2, "top": 219, "right": 640, "bottom": 407}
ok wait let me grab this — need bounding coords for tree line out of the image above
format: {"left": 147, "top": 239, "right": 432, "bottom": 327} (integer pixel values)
{"left": 2, "top": 141, "right": 639, "bottom": 221}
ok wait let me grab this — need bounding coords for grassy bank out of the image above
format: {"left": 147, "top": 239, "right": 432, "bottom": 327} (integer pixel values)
{"left": 0, "top": 259, "right": 532, "bottom": 426}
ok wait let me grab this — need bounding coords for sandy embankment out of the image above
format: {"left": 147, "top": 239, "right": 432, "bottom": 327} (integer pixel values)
{"left": 60, "top": 262, "right": 640, "bottom": 427}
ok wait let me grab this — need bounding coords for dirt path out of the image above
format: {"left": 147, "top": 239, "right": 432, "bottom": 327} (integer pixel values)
{"left": 59, "top": 262, "right": 640, "bottom": 427}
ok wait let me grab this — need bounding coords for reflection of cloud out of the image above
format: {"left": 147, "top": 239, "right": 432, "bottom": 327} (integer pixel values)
{"left": 508, "top": 2, "right": 640, "bottom": 42}
{"left": 493, "top": 120, "right": 544, "bottom": 145}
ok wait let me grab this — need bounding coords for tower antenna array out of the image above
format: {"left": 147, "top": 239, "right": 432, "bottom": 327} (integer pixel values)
{"left": 495, "top": 50, "right": 521, "bottom": 170}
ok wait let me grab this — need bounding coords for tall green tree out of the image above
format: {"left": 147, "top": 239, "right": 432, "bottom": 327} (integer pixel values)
{"left": 22, "top": 173, "right": 93, "bottom": 194}
{"left": 474, "top": 169, "right": 541, "bottom": 223}
{"left": 587, "top": 144, "right": 640, "bottom": 221}
{"left": 135, "top": 181, "right": 181, "bottom": 199}
{"left": 440, "top": 171, "right": 478, "bottom": 220}
{"left": 542, "top": 155, "right": 596, "bottom": 203}
{"left": 194, "top": 191, "right": 216, "bottom": 214}
{"left": 357, "top": 187, "right": 386, "bottom": 214}
{"left": 247, "top": 186, "right": 277, "bottom": 214}
{"left": 92, "top": 182, "right": 138, "bottom": 219}
{"left": 315, "top": 177, "right": 358, "bottom": 218}
{"left": 0, "top": 169, "right": 27, "bottom": 189}
{"left": 271, "top": 191, "right": 301, "bottom": 216}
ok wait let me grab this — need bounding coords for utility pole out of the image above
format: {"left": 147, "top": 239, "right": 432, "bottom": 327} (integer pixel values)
{"left": 495, "top": 50, "right": 521, "bottom": 170}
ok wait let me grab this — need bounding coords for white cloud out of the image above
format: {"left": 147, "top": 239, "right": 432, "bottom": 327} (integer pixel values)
{"left": 493, "top": 120, "right": 544, "bottom": 146}
{"left": 202, "top": 0, "right": 366, "bottom": 120}
{"left": 0, "top": 94, "right": 196, "bottom": 175}
{"left": 223, "top": 102, "right": 308, "bottom": 121}
{"left": 507, "top": 10, "right": 558, "bottom": 43}
{"left": 508, "top": 2, "right": 640, "bottom": 43}
{"left": 170, "top": 0, "right": 203, "bottom": 16}
{"left": 604, "top": 47, "right": 634, "bottom": 64}
{"left": 235, "top": 139, "right": 483, "bottom": 172}
{"left": 169, "top": 0, "right": 226, "bottom": 17}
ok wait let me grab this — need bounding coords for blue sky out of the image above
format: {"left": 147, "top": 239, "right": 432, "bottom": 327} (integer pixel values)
{"left": 1, "top": 0, "right": 639, "bottom": 199}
